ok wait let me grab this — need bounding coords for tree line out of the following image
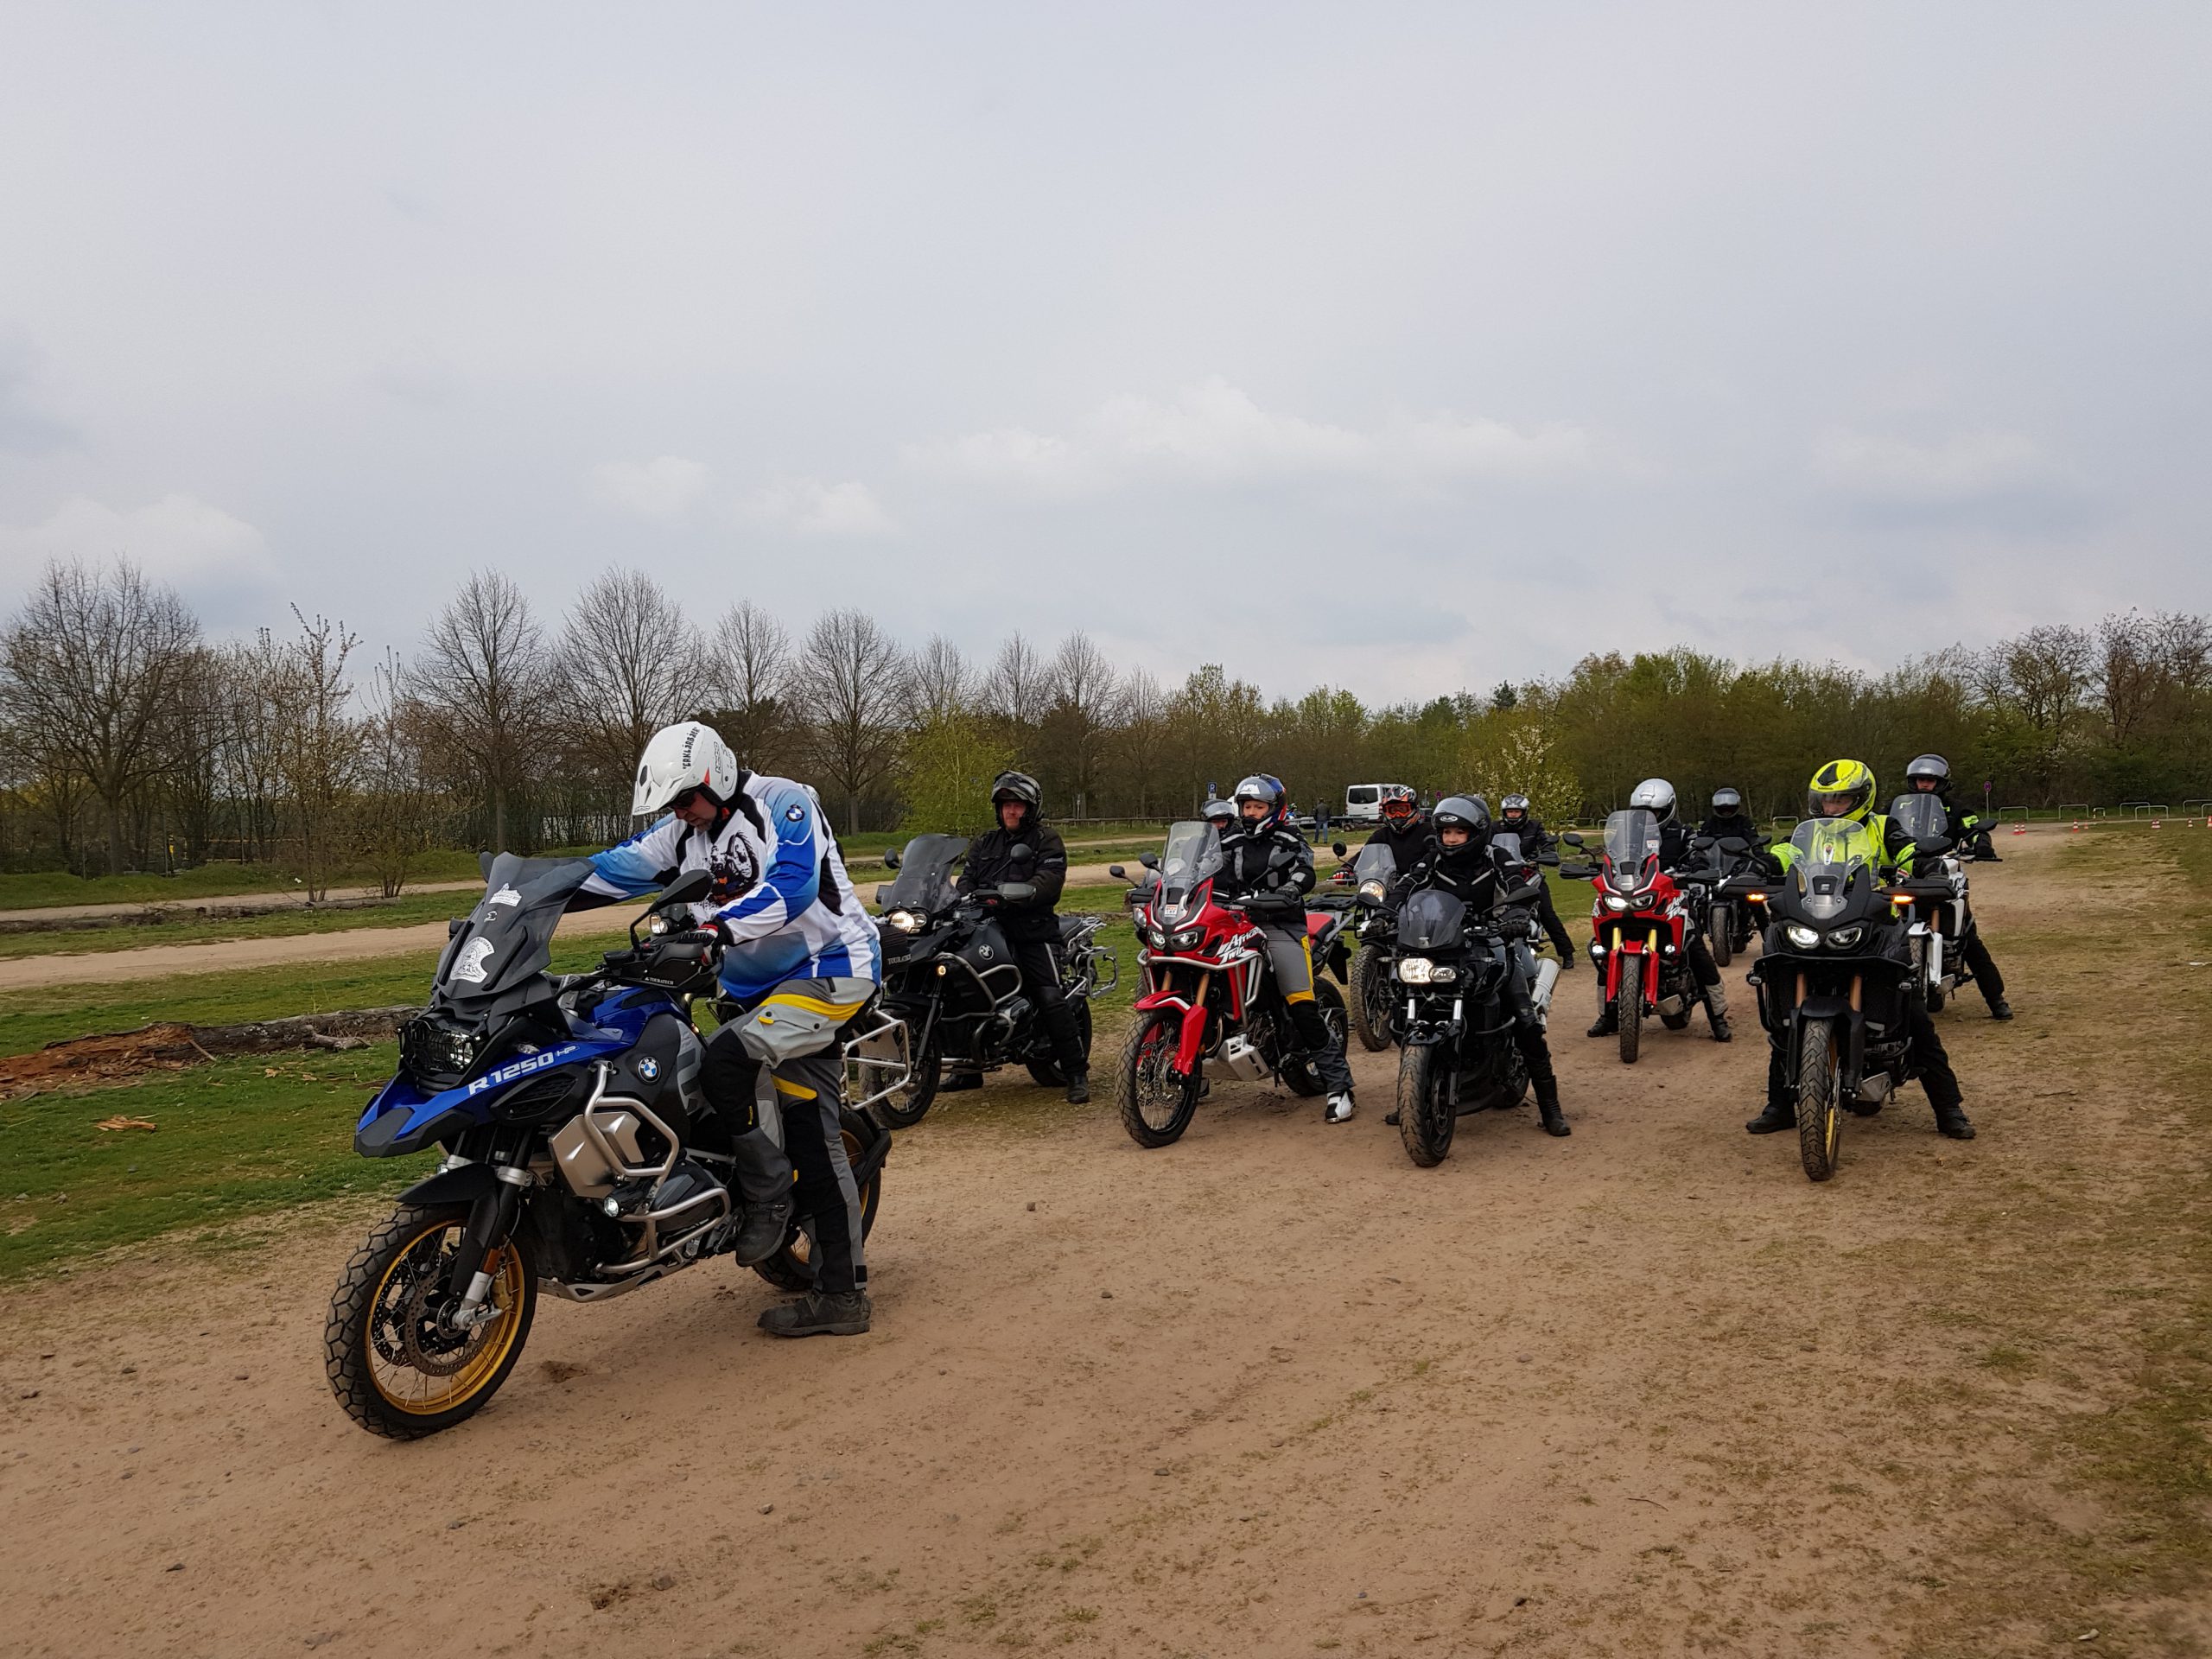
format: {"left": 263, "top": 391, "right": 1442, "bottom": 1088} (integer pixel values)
{"left": 3, "top": 557, "right": 2207, "bottom": 883}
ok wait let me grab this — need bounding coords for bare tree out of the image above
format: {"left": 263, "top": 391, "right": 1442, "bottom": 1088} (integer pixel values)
{"left": 904, "top": 633, "right": 974, "bottom": 726}
{"left": 355, "top": 650, "right": 432, "bottom": 897}
{"left": 982, "top": 632, "right": 1046, "bottom": 728}
{"left": 414, "top": 570, "right": 550, "bottom": 851}
{"left": 0, "top": 559, "right": 201, "bottom": 873}
{"left": 1044, "top": 631, "right": 1122, "bottom": 819}
{"left": 551, "top": 569, "right": 699, "bottom": 800}
{"left": 707, "top": 600, "right": 795, "bottom": 770}
{"left": 798, "top": 608, "right": 908, "bottom": 830}
{"left": 265, "top": 608, "right": 364, "bottom": 900}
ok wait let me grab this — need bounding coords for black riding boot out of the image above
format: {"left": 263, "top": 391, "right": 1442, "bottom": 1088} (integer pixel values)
{"left": 727, "top": 1126, "right": 795, "bottom": 1265}
{"left": 1044, "top": 999, "right": 1090, "bottom": 1103}
{"left": 1746, "top": 1045, "right": 1794, "bottom": 1133}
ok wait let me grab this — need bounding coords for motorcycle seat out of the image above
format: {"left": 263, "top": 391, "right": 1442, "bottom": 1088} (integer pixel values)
{"left": 1057, "top": 914, "right": 1091, "bottom": 943}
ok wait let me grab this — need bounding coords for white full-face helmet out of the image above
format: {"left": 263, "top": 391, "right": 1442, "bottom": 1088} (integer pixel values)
{"left": 632, "top": 721, "right": 741, "bottom": 817}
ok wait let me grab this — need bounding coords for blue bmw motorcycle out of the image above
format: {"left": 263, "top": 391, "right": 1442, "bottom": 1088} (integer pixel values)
{"left": 324, "top": 853, "right": 898, "bottom": 1438}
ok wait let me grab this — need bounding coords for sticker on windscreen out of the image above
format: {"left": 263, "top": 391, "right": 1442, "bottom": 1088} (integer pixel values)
{"left": 450, "top": 937, "right": 497, "bottom": 984}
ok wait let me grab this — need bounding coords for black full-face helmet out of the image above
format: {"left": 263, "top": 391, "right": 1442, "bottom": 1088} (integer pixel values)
{"left": 1433, "top": 794, "right": 1491, "bottom": 845}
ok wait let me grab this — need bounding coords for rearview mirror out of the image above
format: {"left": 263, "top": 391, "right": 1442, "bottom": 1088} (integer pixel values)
{"left": 1332, "top": 841, "right": 1347, "bottom": 858}
{"left": 1140, "top": 852, "right": 1160, "bottom": 870}
{"left": 882, "top": 848, "right": 901, "bottom": 870}
{"left": 1108, "top": 864, "right": 1126, "bottom": 880}
{"left": 1560, "top": 832, "right": 1586, "bottom": 849}
{"left": 660, "top": 868, "right": 713, "bottom": 907}
{"left": 1915, "top": 835, "right": 1955, "bottom": 857}
{"left": 1007, "top": 842, "right": 1035, "bottom": 867}
{"left": 478, "top": 850, "right": 495, "bottom": 879}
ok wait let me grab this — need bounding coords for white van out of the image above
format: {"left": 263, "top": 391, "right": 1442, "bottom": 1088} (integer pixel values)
{"left": 1343, "top": 784, "right": 1414, "bottom": 823}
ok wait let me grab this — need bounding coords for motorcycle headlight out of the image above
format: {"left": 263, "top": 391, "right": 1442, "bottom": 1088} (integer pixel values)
{"left": 1604, "top": 894, "right": 1629, "bottom": 912}
{"left": 1827, "top": 924, "right": 1865, "bottom": 949}
{"left": 1358, "top": 879, "right": 1386, "bottom": 904}
{"left": 884, "top": 909, "right": 922, "bottom": 934}
{"left": 1784, "top": 924, "right": 1821, "bottom": 950}
{"left": 1429, "top": 964, "right": 1459, "bottom": 984}
{"left": 1397, "top": 957, "right": 1434, "bottom": 984}
{"left": 1169, "top": 928, "right": 1205, "bottom": 950}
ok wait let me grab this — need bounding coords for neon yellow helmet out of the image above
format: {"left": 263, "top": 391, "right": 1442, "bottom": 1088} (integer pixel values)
{"left": 1807, "top": 760, "right": 1876, "bottom": 825}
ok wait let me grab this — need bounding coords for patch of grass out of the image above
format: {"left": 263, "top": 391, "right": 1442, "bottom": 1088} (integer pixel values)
{"left": 0, "top": 848, "right": 532, "bottom": 911}
{"left": 0, "top": 1044, "right": 428, "bottom": 1279}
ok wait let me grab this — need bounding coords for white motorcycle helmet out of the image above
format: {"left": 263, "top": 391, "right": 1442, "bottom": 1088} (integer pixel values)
{"left": 1627, "top": 777, "right": 1677, "bottom": 825}
{"left": 632, "top": 721, "right": 741, "bottom": 817}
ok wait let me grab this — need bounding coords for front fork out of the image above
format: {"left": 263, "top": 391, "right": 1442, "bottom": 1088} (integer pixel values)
{"left": 444, "top": 1166, "right": 531, "bottom": 1333}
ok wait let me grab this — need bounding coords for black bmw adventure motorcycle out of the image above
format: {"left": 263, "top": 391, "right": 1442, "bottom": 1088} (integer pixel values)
{"left": 871, "top": 834, "right": 1113, "bottom": 1128}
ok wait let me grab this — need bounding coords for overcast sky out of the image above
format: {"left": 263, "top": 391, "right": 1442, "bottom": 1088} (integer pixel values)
{"left": 3, "top": 3, "right": 2209, "bottom": 702}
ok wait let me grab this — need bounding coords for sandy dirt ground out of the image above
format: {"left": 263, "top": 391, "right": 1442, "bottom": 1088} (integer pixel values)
{"left": 0, "top": 866, "right": 1132, "bottom": 992}
{"left": 3, "top": 831, "right": 2206, "bottom": 1658}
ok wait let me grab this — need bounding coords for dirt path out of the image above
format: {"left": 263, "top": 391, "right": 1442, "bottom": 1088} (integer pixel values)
{"left": 0, "top": 867, "right": 1136, "bottom": 990}
{"left": 3, "top": 832, "right": 2205, "bottom": 1657}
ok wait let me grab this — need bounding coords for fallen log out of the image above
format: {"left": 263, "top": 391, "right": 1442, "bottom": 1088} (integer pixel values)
{"left": 0, "top": 1006, "right": 423, "bottom": 1098}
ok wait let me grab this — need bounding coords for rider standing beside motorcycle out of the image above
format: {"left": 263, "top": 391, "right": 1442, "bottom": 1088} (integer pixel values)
{"left": 1700, "top": 788, "right": 1760, "bottom": 846}
{"left": 1902, "top": 754, "right": 2012, "bottom": 1020}
{"left": 1404, "top": 797, "right": 1569, "bottom": 1137}
{"left": 1586, "top": 778, "right": 1732, "bottom": 1040}
{"left": 1497, "top": 793, "right": 1576, "bottom": 969}
{"left": 1217, "top": 774, "right": 1358, "bottom": 1124}
{"left": 578, "top": 721, "right": 883, "bottom": 1338}
{"left": 1745, "top": 760, "right": 1975, "bottom": 1140}
{"left": 945, "top": 770, "right": 1091, "bottom": 1103}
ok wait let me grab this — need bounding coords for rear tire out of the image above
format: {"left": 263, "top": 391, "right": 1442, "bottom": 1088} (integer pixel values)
{"left": 1280, "top": 982, "right": 1346, "bottom": 1097}
{"left": 752, "top": 1109, "right": 886, "bottom": 1291}
{"left": 1396, "top": 1042, "right": 1454, "bottom": 1166}
{"left": 1025, "top": 997, "right": 1093, "bottom": 1088}
{"left": 325, "top": 1202, "right": 537, "bottom": 1440}
{"left": 1617, "top": 955, "right": 1643, "bottom": 1065}
{"left": 1117, "top": 1008, "right": 1201, "bottom": 1148}
{"left": 1349, "top": 946, "right": 1395, "bottom": 1052}
{"left": 1796, "top": 1021, "right": 1842, "bottom": 1184}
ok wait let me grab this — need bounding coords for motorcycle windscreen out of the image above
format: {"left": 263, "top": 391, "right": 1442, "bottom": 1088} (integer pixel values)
{"left": 1352, "top": 838, "right": 1396, "bottom": 897}
{"left": 881, "top": 834, "right": 966, "bottom": 914}
{"left": 430, "top": 853, "right": 599, "bottom": 1014}
{"left": 1787, "top": 818, "right": 1876, "bottom": 921}
{"left": 1602, "top": 809, "right": 1662, "bottom": 893}
{"left": 1889, "top": 794, "right": 1948, "bottom": 845}
{"left": 1155, "top": 820, "right": 1223, "bottom": 925}
{"left": 1395, "top": 887, "right": 1469, "bottom": 951}
{"left": 1489, "top": 830, "right": 1525, "bottom": 867}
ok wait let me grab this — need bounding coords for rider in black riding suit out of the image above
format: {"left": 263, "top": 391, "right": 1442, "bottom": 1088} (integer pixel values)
{"left": 1399, "top": 796, "right": 1568, "bottom": 1137}
{"left": 1497, "top": 794, "right": 1575, "bottom": 967}
{"left": 944, "top": 770, "right": 1092, "bottom": 1103}
{"left": 1699, "top": 787, "right": 1760, "bottom": 847}
{"left": 1901, "top": 753, "right": 2012, "bottom": 1020}
{"left": 1215, "top": 774, "right": 1358, "bottom": 1124}
{"left": 1586, "top": 778, "right": 1731, "bottom": 1041}
{"left": 1363, "top": 785, "right": 1433, "bottom": 873}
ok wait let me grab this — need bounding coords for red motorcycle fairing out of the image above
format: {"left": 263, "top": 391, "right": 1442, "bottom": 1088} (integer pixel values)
{"left": 1128, "top": 870, "right": 1271, "bottom": 1075}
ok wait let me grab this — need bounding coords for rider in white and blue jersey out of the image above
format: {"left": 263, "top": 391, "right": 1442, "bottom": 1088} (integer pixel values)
{"left": 579, "top": 721, "right": 880, "bottom": 1338}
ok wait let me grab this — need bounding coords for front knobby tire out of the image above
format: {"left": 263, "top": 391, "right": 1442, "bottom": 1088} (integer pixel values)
{"left": 1397, "top": 1042, "right": 1454, "bottom": 1166}
{"left": 875, "top": 1037, "right": 941, "bottom": 1129}
{"left": 753, "top": 1109, "right": 886, "bottom": 1291}
{"left": 325, "top": 1202, "right": 537, "bottom": 1440}
{"left": 1796, "top": 1020, "right": 1843, "bottom": 1183}
{"left": 1280, "top": 981, "right": 1346, "bottom": 1098}
{"left": 1026, "top": 998, "right": 1094, "bottom": 1088}
{"left": 1349, "top": 946, "right": 1396, "bottom": 1052}
{"left": 1117, "top": 1009, "right": 1201, "bottom": 1148}
{"left": 1711, "top": 910, "right": 1734, "bottom": 969}
{"left": 1617, "top": 955, "right": 1644, "bottom": 1065}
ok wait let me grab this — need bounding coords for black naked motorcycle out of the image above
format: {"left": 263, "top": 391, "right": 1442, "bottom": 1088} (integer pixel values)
{"left": 1339, "top": 838, "right": 1403, "bottom": 1052}
{"left": 327, "top": 855, "right": 899, "bottom": 1438}
{"left": 1885, "top": 794, "right": 1979, "bottom": 1014}
{"left": 1725, "top": 817, "right": 1948, "bottom": 1183}
{"left": 1390, "top": 868, "right": 1555, "bottom": 1168}
{"left": 871, "top": 833, "right": 1114, "bottom": 1128}
{"left": 1700, "top": 835, "right": 1758, "bottom": 967}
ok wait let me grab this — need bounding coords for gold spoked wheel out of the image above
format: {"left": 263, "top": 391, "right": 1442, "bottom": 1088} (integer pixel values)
{"left": 327, "top": 1203, "right": 538, "bottom": 1439}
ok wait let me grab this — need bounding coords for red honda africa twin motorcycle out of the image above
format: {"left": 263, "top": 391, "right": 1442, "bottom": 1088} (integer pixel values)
{"left": 1108, "top": 821, "right": 1351, "bottom": 1148}
{"left": 1558, "top": 807, "right": 1721, "bottom": 1065}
